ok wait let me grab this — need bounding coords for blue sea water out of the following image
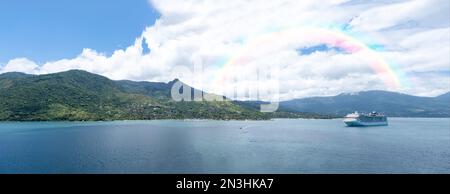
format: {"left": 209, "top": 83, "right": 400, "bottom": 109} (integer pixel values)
{"left": 0, "top": 118, "right": 449, "bottom": 174}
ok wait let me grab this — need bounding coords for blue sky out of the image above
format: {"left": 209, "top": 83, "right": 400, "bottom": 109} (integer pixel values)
{"left": 0, "top": 0, "right": 159, "bottom": 63}
{"left": 297, "top": 44, "right": 346, "bottom": 55}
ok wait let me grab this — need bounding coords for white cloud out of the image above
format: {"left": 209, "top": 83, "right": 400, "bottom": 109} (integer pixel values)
{"left": 1, "top": 0, "right": 449, "bottom": 100}
{"left": 1, "top": 58, "right": 39, "bottom": 74}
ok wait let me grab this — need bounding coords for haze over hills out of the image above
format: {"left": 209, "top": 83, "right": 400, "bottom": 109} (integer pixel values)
{"left": 280, "top": 90, "right": 450, "bottom": 117}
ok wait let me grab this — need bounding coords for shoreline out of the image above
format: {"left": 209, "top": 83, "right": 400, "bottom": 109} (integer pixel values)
{"left": 2, "top": 116, "right": 450, "bottom": 123}
{"left": 0, "top": 118, "right": 331, "bottom": 123}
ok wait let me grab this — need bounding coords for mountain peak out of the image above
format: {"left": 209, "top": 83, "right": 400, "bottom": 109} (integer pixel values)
{"left": 436, "top": 91, "right": 450, "bottom": 100}
{"left": 51, "top": 69, "right": 112, "bottom": 81}
{"left": 339, "top": 90, "right": 405, "bottom": 97}
{"left": 168, "top": 78, "right": 184, "bottom": 86}
{"left": 339, "top": 92, "right": 360, "bottom": 96}
{"left": 56, "top": 69, "right": 98, "bottom": 76}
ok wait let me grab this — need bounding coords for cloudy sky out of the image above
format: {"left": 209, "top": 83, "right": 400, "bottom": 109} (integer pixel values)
{"left": 0, "top": 0, "right": 449, "bottom": 100}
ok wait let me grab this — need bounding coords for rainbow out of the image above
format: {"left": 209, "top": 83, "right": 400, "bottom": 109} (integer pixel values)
{"left": 211, "top": 26, "right": 407, "bottom": 93}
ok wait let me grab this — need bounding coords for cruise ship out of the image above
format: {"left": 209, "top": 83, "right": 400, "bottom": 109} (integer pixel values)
{"left": 343, "top": 111, "right": 388, "bottom": 127}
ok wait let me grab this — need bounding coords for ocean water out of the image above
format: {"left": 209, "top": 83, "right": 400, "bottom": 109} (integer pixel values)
{"left": 0, "top": 118, "right": 449, "bottom": 174}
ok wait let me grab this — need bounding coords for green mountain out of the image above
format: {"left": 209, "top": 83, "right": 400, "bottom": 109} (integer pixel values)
{"left": 3, "top": 70, "right": 442, "bottom": 120}
{"left": 280, "top": 90, "right": 450, "bottom": 117}
{"left": 0, "top": 70, "right": 272, "bottom": 121}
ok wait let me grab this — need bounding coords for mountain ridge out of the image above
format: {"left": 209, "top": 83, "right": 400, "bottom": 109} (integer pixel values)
{"left": 0, "top": 70, "right": 330, "bottom": 121}
{"left": 0, "top": 70, "right": 448, "bottom": 120}
{"left": 0, "top": 70, "right": 245, "bottom": 120}
{"left": 280, "top": 90, "right": 450, "bottom": 117}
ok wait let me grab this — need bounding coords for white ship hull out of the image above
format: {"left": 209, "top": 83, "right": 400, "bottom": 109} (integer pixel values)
{"left": 343, "top": 118, "right": 388, "bottom": 127}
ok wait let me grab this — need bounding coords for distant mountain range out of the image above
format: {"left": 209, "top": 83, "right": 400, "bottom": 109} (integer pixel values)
{"left": 280, "top": 90, "right": 450, "bottom": 117}
{"left": 0, "top": 70, "right": 448, "bottom": 121}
